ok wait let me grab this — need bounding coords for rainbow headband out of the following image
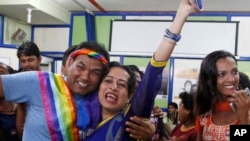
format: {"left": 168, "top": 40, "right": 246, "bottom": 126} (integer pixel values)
{"left": 70, "top": 49, "right": 108, "bottom": 64}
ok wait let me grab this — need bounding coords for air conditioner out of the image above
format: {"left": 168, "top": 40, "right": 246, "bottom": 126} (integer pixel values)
{"left": 12, "top": 28, "right": 26, "bottom": 41}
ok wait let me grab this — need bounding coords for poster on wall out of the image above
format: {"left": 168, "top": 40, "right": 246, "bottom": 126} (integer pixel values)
{"left": 172, "top": 59, "right": 202, "bottom": 104}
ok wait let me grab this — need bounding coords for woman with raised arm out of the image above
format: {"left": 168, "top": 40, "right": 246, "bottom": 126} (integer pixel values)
{"left": 77, "top": 0, "right": 201, "bottom": 140}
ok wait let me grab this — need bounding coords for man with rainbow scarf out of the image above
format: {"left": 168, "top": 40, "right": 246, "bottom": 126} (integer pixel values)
{"left": 0, "top": 41, "right": 110, "bottom": 141}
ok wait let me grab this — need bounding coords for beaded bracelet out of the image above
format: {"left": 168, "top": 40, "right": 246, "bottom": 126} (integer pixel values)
{"left": 164, "top": 29, "right": 181, "bottom": 42}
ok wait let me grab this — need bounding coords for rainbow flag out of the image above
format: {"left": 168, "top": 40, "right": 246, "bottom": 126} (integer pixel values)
{"left": 38, "top": 71, "right": 79, "bottom": 141}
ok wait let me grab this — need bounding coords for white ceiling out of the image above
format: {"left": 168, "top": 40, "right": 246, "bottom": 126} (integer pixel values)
{"left": 0, "top": 0, "right": 250, "bottom": 25}
{"left": 56, "top": 0, "right": 250, "bottom": 12}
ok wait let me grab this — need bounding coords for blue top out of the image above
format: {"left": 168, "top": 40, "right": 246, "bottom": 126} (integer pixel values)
{"left": 78, "top": 58, "right": 167, "bottom": 140}
{"left": 2, "top": 71, "right": 96, "bottom": 141}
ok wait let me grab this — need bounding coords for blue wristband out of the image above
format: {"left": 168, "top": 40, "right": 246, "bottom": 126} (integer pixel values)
{"left": 164, "top": 29, "right": 181, "bottom": 42}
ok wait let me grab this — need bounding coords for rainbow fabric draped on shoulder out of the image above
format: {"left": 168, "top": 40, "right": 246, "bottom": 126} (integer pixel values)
{"left": 38, "top": 71, "right": 79, "bottom": 141}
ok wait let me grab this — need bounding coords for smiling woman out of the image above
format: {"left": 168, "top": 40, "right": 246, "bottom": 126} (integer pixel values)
{"left": 194, "top": 50, "right": 250, "bottom": 141}
{"left": 76, "top": 0, "right": 202, "bottom": 140}
{"left": 98, "top": 62, "right": 136, "bottom": 120}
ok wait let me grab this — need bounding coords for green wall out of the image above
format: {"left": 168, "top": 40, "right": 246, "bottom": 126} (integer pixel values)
{"left": 238, "top": 61, "right": 250, "bottom": 77}
{"left": 72, "top": 16, "right": 87, "bottom": 45}
{"left": 95, "top": 16, "right": 122, "bottom": 51}
{"left": 187, "top": 16, "right": 227, "bottom": 21}
{"left": 123, "top": 57, "right": 150, "bottom": 66}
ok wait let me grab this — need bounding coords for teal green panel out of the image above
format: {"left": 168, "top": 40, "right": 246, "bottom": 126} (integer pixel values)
{"left": 123, "top": 57, "right": 150, "bottom": 66}
{"left": 95, "top": 16, "right": 122, "bottom": 50}
{"left": 187, "top": 16, "right": 227, "bottom": 21}
{"left": 155, "top": 96, "right": 168, "bottom": 109}
{"left": 72, "top": 16, "right": 87, "bottom": 45}
{"left": 123, "top": 57, "right": 170, "bottom": 68}
{"left": 238, "top": 61, "right": 250, "bottom": 77}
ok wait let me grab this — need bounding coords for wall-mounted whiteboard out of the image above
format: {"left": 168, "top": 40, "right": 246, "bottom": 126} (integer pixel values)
{"left": 110, "top": 20, "right": 238, "bottom": 55}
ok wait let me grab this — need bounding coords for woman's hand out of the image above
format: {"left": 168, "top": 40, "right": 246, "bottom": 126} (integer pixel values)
{"left": 125, "top": 116, "right": 156, "bottom": 140}
{"left": 178, "top": 0, "right": 203, "bottom": 15}
{"left": 152, "top": 106, "right": 164, "bottom": 118}
{"left": 231, "top": 89, "right": 250, "bottom": 124}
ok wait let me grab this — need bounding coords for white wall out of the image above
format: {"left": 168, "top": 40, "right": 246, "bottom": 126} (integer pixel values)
{"left": 33, "top": 27, "right": 70, "bottom": 52}
{"left": 3, "top": 17, "right": 31, "bottom": 44}
{"left": 0, "top": 47, "right": 19, "bottom": 69}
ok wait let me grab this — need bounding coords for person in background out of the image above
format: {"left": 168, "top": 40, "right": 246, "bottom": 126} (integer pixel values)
{"left": 168, "top": 91, "right": 197, "bottom": 141}
{"left": 0, "top": 41, "right": 110, "bottom": 141}
{"left": 163, "top": 102, "right": 178, "bottom": 135}
{"left": 0, "top": 62, "right": 20, "bottom": 141}
{"left": 183, "top": 80, "right": 192, "bottom": 93}
{"left": 194, "top": 50, "right": 250, "bottom": 141}
{"left": 15, "top": 41, "right": 43, "bottom": 139}
{"left": 16, "top": 41, "right": 42, "bottom": 72}
{"left": 77, "top": 0, "right": 201, "bottom": 140}
{"left": 238, "top": 71, "right": 250, "bottom": 90}
{"left": 126, "top": 64, "right": 144, "bottom": 88}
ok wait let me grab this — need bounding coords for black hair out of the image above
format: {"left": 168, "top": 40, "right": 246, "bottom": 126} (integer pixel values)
{"left": 17, "top": 41, "right": 40, "bottom": 58}
{"left": 239, "top": 72, "right": 250, "bottom": 90}
{"left": 179, "top": 91, "right": 194, "bottom": 111}
{"left": 126, "top": 64, "right": 144, "bottom": 78}
{"left": 168, "top": 102, "right": 178, "bottom": 109}
{"left": 179, "top": 91, "right": 195, "bottom": 125}
{"left": 156, "top": 117, "right": 170, "bottom": 140}
{"left": 195, "top": 50, "right": 237, "bottom": 115}
{"left": 167, "top": 102, "right": 178, "bottom": 125}
{"left": 62, "top": 45, "right": 78, "bottom": 66}
{"left": 0, "top": 62, "right": 16, "bottom": 74}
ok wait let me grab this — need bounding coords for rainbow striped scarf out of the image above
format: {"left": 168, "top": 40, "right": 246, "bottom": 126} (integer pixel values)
{"left": 38, "top": 71, "right": 79, "bottom": 141}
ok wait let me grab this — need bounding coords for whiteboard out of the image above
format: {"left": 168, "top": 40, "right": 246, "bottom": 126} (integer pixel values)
{"left": 110, "top": 20, "right": 238, "bottom": 55}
